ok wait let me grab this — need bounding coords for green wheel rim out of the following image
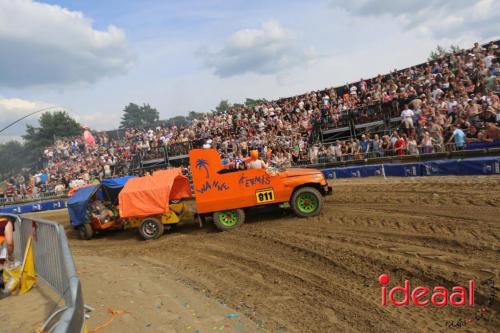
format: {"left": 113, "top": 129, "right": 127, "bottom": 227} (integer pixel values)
{"left": 218, "top": 210, "right": 239, "bottom": 227}
{"left": 296, "top": 192, "right": 319, "bottom": 214}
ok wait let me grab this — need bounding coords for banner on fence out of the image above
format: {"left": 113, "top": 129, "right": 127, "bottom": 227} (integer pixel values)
{"left": 322, "top": 156, "right": 500, "bottom": 179}
{"left": 0, "top": 199, "right": 67, "bottom": 214}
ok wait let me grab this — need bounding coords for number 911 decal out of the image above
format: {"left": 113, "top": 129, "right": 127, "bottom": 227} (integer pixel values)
{"left": 255, "top": 188, "right": 275, "bottom": 203}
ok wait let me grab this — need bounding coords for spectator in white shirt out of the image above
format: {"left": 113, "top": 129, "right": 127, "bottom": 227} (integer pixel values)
{"left": 400, "top": 104, "right": 415, "bottom": 130}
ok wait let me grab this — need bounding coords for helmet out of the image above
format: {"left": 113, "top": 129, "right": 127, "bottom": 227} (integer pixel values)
{"left": 250, "top": 150, "right": 259, "bottom": 159}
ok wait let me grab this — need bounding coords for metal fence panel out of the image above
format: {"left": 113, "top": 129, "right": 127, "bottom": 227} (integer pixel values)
{"left": 2, "top": 213, "right": 85, "bottom": 333}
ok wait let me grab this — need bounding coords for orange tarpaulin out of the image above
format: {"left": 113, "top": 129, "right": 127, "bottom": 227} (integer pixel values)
{"left": 153, "top": 169, "right": 192, "bottom": 200}
{"left": 118, "top": 168, "right": 191, "bottom": 218}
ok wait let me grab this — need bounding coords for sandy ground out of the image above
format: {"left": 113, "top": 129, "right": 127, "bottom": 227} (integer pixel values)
{"left": 3, "top": 175, "right": 500, "bottom": 333}
{"left": 0, "top": 283, "right": 60, "bottom": 333}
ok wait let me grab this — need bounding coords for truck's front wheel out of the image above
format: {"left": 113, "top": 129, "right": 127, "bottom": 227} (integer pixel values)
{"left": 78, "top": 223, "right": 94, "bottom": 240}
{"left": 213, "top": 209, "right": 245, "bottom": 231}
{"left": 291, "top": 187, "right": 323, "bottom": 217}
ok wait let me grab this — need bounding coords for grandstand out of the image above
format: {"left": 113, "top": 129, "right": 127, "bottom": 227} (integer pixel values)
{"left": 1, "top": 39, "right": 499, "bottom": 203}
{"left": 134, "top": 39, "right": 500, "bottom": 169}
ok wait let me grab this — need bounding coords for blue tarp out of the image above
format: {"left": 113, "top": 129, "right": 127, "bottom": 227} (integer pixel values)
{"left": 67, "top": 185, "right": 99, "bottom": 227}
{"left": 101, "top": 176, "right": 136, "bottom": 189}
{"left": 100, "top": 176, "right": 135, "bottom": 205}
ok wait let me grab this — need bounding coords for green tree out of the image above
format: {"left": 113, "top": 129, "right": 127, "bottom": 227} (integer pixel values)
{"left": 187, "top": 111, "right": 205, "bottom": 121}
{"left": 165, "top": 115, "right": 190, "bottom": 127}
{"left": 450, "top": 44, "right": 462, "bottom": 54}
{"left": 160, "top": 110, "right": 206, "bottom": 128}
{"left": 213, "top": 100, "right": 232, "bottom": 114}
{"left": 141, "top": 104, "right": 160, "bottom": 125}
{"left": 428, "top": 45, "right": 448, "bottom": 61}
{"left": 23, "top": 111, "right": 81, "bottom": 151}
{"left": 428, "top": 44, "right": 463, "bottom": 61}
{"left": 0, "top": 140, "right": 31, "bottom": 181}
{"left": 120, "top": 103, "right": 160, "bottom": 128}
{"left": 244, "top": 98, "right": 268, "bottom": 108}
{"left": 120, "top": 103, "right": 143, "bottom": 128}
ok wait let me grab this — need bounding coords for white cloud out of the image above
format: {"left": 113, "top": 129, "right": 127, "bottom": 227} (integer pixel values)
{"left": 0, "top": 97, "right": 38, "bottom": 111}
{"left": 0, "top": 0, "right": 134, "bottom": 88}
{"left": 0, "top": 96, "right": 55, "bottom": 142}
{"left": 202, "top": 20, "right": 316, "bottom": 77}
{"left": 330, "top": 0, "right": 474, "bottom": 17}
{"left": 330, "top": 0, "right": 500, "bottom": 41}
{"left": 0, "top": 97, "right": 51, "bottom": 119}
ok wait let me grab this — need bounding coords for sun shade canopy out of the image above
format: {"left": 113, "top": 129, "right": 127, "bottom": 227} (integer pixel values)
{"left": 118, "top": 168, "right": 192, "bottom": 218}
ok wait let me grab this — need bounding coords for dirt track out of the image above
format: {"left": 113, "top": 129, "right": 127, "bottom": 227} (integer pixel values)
{"left": 35, "top": 176, "right": 500, "bottom": 332}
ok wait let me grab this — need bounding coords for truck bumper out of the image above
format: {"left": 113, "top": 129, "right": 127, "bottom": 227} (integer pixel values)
{"left": 324, "top": 185, "right": 333, "bottom": 196}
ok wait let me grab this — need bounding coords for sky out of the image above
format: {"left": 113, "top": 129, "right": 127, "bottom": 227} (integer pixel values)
{"left": 1, "top": 0, "right": 499, "bottom": 142}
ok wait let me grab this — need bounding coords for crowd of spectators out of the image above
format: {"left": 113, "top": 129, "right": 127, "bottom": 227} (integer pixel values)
{"left": 213, "top": 41, "right": 500, "bottom": 165}
{"left": 0, "top": 134, "right": 131, "bottom": 202}
{"left": 1, "top": 41, "right": 499, "bottom": 201}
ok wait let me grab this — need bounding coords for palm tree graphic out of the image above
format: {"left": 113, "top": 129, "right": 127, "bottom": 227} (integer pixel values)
{"left": 196, "top": 159, "right": 210, "bottom": 178}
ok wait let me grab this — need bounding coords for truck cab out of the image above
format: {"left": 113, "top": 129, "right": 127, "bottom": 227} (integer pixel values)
{"left": 189, "top": 149, "right": 332, "bottom": 231}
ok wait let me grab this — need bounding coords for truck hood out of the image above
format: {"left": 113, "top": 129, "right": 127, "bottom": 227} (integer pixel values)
{"left": 279, "top": 168, "right": 323, "bottom": 178}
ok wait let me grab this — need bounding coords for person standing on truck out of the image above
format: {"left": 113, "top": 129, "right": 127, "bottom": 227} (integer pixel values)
{"left": 0, "top": 216, "right": 14, "bottom": 289}
{"left": 247, "top": 150, "right": 268, "bottom": 169}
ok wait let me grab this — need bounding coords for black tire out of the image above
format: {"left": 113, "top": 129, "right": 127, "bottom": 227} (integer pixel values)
{"left": 0, "top": 270, "right": 4, "bottom": 289}
{"left": 290, "top": 187, "right": 323, "bottom": 218}
{"left": 213, "top": 209, "right": 245, "bottom": 231}
{"left": 78, "top": 223, "right": 94, "bottom": 240}
{"left": 139, "top": 218, "right": 164, "bottom": 240}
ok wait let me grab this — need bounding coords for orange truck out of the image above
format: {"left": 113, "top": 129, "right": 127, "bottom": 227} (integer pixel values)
{"left": 189, "top": 148, "right": 332, "bottom": 231}
{"left": 71, "top": 149, "right": 332, "bottom": 240}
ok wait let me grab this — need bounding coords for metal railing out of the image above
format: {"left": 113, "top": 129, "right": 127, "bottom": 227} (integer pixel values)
{"left": 291, "top": 142, "right": 499, "bottom": 167}
{"left": 5, "top": 213, "right": 85, "bottom": 333}
{"left": 166, "top": 141, "right": 193, "bottom": 157}
{"left": 0, "top": 191, "right": 68, "bottom": 206}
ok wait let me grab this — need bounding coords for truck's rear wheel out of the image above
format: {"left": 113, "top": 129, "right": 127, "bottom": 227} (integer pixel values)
{"left": 78, "top": 223, "right": 94, "bottom": 240}
{"left": 139, "top": 217, "right": 164, "bottom": 240}
{"left": 213, "top": 209, "right": 245, "bottom": 231}
{"left": 291, "top": 187, "right": 322, "bottom": 217}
